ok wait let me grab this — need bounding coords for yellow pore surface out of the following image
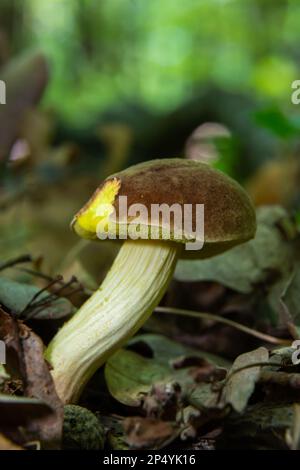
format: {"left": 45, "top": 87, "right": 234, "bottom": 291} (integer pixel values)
{"left": 75, "top": 178, "right": 121, "bottom": 235}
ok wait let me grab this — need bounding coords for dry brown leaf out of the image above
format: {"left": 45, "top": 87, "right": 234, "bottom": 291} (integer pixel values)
{"left": 0, "top": 308, "right": 63, "bottom": 448}
{"left": 123, "top": 417, "right": 179, "bottom": 449}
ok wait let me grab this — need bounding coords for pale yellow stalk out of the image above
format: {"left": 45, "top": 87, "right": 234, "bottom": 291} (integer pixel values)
{"left": 45, "top": 240, "right": 179, "bottom": 404}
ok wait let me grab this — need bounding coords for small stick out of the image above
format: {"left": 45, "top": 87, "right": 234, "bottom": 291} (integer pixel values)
{"left": 0, "top": 254, "right": 32, "bottom": 272}
{"left": 155, "top": 306, "right": 291, "bottom": 346}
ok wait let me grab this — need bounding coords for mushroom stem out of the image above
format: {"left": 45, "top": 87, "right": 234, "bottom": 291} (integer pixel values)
{"left": 45, "top": 239, "right": 179, "bottom": 404}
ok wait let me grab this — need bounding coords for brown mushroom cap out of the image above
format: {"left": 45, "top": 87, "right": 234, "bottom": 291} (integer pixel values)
{"left": 72, "top": 158, "right": 256, "bottom": 259}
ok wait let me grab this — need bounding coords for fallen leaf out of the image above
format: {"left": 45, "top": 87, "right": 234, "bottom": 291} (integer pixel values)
{"left": 105, "top": 349, "right": 170, "bottom": 407}
{"left": 105, "top": 334, "right": 228, "bottom": 407}
{"left": 129, "top": 334, "right": 228, "bottom": 367}
{"left": 0, "top": 308, "right": 63, "bottom": 448}
{"left": 278, "top": 265, "right": 300, "bottom": 330}
{"left": 188, "top": 382, "right": 223, "bottom": 411}
{"left": 123, "top": 417, "right": 179, "bottom": 450}
{"left": 221, "top": 347, "right": 269, "bottom": 413}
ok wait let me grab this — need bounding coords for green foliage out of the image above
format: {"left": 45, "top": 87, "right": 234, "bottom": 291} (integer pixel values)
{"left": 16, "top": 0, "right": 300, "bottom": 124}
{"left": 0, "top": 276, "right": 75, "bottom": 319}
{"left": 254, "top": 107, "right": 300, "bottom": 139}
{"left": 105, "top": 334, "right": 228, "bottom": 407}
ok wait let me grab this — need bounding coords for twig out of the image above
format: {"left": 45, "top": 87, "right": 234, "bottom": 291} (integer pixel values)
{"left": 20, "top": 276, "right": 83, "bottom": 320}
{"left": 16, "top": 267, "right": 93, "bottom": 297}
{"left": 15, "top": 267, "right": 56, "bottom": 282}
{"left": 21, "top": 276, "right": 63, "bottom": 313}
{"left": 0, "top": 254, "right": 32, "bottom": 272}
{"left": 259, "top": 370, "right": 300, "bottom": 388}
{"left": 224, "top": 361, "right": 280, "bottom": 384}
{"left": 155, "top": 306, "right": 291, "bottom": 346}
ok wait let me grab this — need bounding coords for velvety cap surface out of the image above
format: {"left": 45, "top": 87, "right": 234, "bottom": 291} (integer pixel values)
{"left": 72, "top": 159, "right": 256, "bottom": 259}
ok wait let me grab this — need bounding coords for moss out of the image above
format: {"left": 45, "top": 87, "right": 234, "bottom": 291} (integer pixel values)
{"left": 63, "top": 405, "right": 105, "bottom": 450}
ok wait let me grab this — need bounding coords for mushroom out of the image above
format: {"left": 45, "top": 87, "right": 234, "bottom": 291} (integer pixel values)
{"left": 45, "top": 158, "right": 256, "bottom": 403}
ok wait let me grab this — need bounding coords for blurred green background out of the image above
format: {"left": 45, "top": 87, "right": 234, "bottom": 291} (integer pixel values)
{"left": 2, "top": 0, "right": 298, "bottom": 123}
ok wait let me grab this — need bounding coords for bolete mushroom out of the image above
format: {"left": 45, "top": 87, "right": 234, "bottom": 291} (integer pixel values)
{"left": 45, "top": 158, "right": 256, "bottom": 403}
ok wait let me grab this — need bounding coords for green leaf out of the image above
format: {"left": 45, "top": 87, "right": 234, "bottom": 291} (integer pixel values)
{"left": 129, "top": 334, "right": 229, "bottom": 367}
{"left": 0, "top": 276, "right": 75, "bottom": 319}
{"left": 188, "top": 382, "right": 221, "bottom": 411}
{"left": 254, "top": 107, "right": 300, "bottom": 139}
{"left": 105, "top": 349, "right": 170, "bottom": 407}
{"left": 105, "top": 334, "right": 229, "bottom": 407}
